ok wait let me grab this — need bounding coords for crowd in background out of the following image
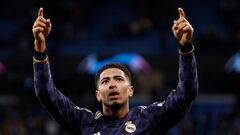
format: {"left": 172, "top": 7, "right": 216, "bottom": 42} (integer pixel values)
{"left": 0, "top": 0, "right": 240, "bottom": 134}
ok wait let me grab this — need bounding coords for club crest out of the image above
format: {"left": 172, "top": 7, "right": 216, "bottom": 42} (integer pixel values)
{"left": 125, "top": 121, "right": 136, "bottom": 133}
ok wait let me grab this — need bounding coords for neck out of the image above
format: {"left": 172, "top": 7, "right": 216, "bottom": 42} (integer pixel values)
{"left": 102, "top": 103, "right": 129, "bottom": 119}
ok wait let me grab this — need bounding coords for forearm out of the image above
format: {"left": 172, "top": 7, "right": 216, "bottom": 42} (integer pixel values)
{"left": 177, "top": 44, "right": 198, "bottom": 103}
{"left": 145, "top": 44, "right": 198, "bottom": 122}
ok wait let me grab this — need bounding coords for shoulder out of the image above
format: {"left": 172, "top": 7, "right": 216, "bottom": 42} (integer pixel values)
{"left": 130, "top": 101, "right": 166, "bottom": 114}
{"left": 149, "top": 101, "right": 166, "bottom": 108}
{"left": 94, "top": 110, "right": 103, "bottom": 120}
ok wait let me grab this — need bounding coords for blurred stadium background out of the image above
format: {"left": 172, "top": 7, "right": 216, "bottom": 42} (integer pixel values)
{"left": 0, "top": 0, "right": 240, "bottom": 134}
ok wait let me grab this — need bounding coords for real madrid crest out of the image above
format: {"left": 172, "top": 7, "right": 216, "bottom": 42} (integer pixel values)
{"left": 125, "top": 121, "right": 136, "bottom": 133}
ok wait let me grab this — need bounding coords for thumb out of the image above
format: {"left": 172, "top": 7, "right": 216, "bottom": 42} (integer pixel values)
{"left": 38, "top": 7, "right": 44, "bottom": 17}
{"left": 178, "top": 7, "right": 185, "bottom": 18}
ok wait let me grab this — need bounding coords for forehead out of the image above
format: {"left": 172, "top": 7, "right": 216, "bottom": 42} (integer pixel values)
{"left": 99, "top": 68, "right": 126, "bottom": 80}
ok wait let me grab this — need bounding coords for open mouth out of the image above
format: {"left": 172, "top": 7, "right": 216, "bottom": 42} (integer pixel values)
{"left": 108, "top": 91, "right": 120, "bottom": 98}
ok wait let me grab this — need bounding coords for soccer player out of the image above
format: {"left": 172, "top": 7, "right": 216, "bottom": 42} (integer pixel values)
{"left": 32, "top": 7, "right": 198, "bottom": 135}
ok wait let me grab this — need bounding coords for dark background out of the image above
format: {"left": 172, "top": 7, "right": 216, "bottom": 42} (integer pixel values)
{"left": 0, "top": 0, "right": 240, "bottom": 134}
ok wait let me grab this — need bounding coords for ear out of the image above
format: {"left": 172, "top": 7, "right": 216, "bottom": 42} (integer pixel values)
{"left": 128, "top": 86, "right": 134, "bottom": 97}
{"left": 96, "top": 90, "right": 102, "bottom": 102}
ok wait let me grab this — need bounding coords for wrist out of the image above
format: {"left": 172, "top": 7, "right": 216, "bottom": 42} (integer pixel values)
{"left": 180, "top": 40, "right": 191, "bottom": 46}
{"left": 34, "top": 39, "right": 46, "bottom": 53}
{"left": 179, "top": 43, "right": 195, "bottom": 55}
{"left": 34, "top": 50, "right": 47, "bottom": 62}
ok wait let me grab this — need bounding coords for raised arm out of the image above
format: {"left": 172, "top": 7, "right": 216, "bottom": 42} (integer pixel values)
{"left": 162, "top": 7, "right": 198, "bottom": 126}
{"left": 173, "top": 7, "right": 198, "bottom": 104}
{"left": 141, "top": 8, "right": 198, "bottom": 133}
{"left": 32, "top": 8, "right": 93, "bottom": 134}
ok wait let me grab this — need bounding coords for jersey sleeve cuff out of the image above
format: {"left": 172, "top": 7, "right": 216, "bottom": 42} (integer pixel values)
{"left": 179, "top": 43, "right": 195, "bottom": 55}
{"left": 34, "top": 51, "right": 48, "bottom": 62}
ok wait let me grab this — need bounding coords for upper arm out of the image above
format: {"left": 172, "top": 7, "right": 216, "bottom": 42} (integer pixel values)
{"left": 138, "top": 99, "right": 185, "bottom": 133}
{"left": 33, "top": 60, "right": 94, "bottom": 133}
{"left": 141, "top": 53, "right": 198, "bottom": 131}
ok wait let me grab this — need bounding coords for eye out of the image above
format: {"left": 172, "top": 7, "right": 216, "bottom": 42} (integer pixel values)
{"left": 101, "top": 80, "right": 109, "bottom": 84}
{"left": 116, "top": 78, "right": 123, "bottom": 82}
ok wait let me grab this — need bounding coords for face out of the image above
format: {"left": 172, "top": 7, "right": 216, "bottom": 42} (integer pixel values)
{"left": 96, "top": 68, "right": 134, "bottom": 108}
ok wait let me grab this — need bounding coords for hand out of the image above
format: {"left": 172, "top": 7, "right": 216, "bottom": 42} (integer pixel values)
{"left": 32, "top": 7, "right": 52, "bottom": 52}
{"left": 172, "top": 8, "right": 193, "bottom": 46}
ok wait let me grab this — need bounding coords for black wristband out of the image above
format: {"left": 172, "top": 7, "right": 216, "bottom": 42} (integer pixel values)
{"left": 34, "top": 50, "right": 47, "bottom": 60}
{"left": 179, "top": 42, "right": 193, "bottom": 53}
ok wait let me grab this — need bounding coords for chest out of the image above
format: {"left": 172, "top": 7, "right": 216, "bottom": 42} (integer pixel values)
{"left": 83, "top": 117, "right": 150, "bottom": 135}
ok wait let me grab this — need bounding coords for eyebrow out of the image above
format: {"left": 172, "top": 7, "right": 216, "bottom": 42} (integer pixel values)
{"left": 100, "top": 75, "right": 124, "bottom": 82}
{"left": 114, "top": 75, "right": 124, "bottom": 79}
{"left": 100, "top": 77, "right": 110, "bottom": 82}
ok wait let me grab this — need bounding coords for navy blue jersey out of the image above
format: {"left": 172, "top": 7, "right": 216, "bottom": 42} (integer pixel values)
{"left": 33, "top": 53, "right": 198, "bottom": 135}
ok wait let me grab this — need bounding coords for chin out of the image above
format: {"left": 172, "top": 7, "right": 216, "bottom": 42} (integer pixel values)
{"left": 110, "top": 101, "right": 121, "bottom": 106}
{"left": 109, "top": 101, "right": 122, "bottom": 110}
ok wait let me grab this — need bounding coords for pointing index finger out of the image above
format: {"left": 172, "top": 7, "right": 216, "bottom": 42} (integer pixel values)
{"left": 38, "top": 7, "right": 43, "bottom": 17}
{"left": 178, "top": 7, "right": 185, "bottom": 18}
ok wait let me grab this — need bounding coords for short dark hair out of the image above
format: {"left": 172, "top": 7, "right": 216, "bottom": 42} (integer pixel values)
{"left": 95, "top": 63, "right": 132, "bottom": 88}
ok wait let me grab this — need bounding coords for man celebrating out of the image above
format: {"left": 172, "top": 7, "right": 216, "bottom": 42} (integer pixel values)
{"left": 32, "top": 7, "right": 198, "bottom": 135}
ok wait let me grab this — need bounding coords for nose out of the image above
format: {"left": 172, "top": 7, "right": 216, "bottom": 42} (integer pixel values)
{"left": 109, "top": 80, "right": 117, "bottom": 89}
